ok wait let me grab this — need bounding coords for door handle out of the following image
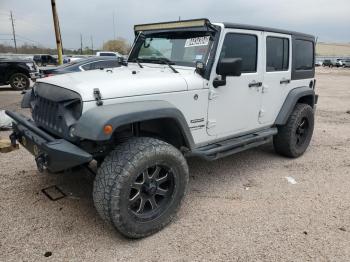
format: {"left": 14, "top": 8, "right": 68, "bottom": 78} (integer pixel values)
{"left": 248, "top": 81, "right": 262, "bottom": 88}
{"left": 280, "top": 79, "right": 291, "bottom": 84}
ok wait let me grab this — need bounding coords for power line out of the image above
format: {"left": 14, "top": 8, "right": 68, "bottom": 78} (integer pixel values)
{"left": 10, "top": 11, "right": 17, "bottom": 53}
{"left": 16, "top": 34, "right": 42, "bottom": 45}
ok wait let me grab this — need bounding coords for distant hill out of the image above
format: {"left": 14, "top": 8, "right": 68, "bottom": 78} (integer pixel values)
{"left": 316, "top": 43, "right": 350, "bottom": 56}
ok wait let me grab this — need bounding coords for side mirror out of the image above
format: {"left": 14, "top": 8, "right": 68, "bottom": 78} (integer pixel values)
{"left": 213, "top": 58, "right": 242, "bottom": 88}
{"left": 118, "top": 57, "right": 128, "bottom": 66}
{"left": 216, "top": 58, "right": 242, "bottom": 77}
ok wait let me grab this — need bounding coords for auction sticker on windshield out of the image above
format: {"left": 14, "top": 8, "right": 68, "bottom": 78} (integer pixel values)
{"left": 185, "top": 36, "right": 210, "bottom": 47}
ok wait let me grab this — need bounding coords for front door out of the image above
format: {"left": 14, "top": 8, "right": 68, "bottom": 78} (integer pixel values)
{"left": 207, "top": 29, "right": 263, "bottom": 138}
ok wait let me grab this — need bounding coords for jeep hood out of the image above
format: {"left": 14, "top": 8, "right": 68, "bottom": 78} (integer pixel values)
{"left": 37, "top": 66, "right": 192, "bottom": 101}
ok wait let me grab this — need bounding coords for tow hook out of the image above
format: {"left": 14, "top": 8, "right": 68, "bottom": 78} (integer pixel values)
{"left": 9, "top": 132, "right": 17, "bottom": 147}
{"left": 35, "top": 154, "right": 48, "bottom": 173}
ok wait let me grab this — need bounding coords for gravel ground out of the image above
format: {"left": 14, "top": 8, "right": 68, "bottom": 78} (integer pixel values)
{"left": 1, "top": 68, "right": 350, "bottom": 262}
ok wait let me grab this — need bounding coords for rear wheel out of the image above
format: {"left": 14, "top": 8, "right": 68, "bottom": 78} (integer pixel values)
{"left": 273, "top": 103, "right": 314, "bottom": 158}
{"left": 93, "top": 137, "right": 189, "bottom": 238}
{"left": 9, "top": 73, "right": 30, "bottom": 90}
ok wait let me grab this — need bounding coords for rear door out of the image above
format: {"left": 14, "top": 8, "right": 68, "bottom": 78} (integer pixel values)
{"left": 259, "top": 32, "right": 291, "bottom": 124}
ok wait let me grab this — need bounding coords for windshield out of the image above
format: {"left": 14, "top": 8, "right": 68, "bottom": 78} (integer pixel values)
{"left": 129, "top": 31, "right": 214, "bottom": 67}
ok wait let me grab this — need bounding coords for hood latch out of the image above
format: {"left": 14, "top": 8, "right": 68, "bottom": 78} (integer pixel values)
{"left": 93, "top": 88, "right": 103, "bottom": 106}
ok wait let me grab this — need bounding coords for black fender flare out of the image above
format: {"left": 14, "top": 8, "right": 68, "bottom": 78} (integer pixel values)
{"left": 74, "top": 100, "right": 195, "bottom": 149}
{"left": 275, "top": 86, "right": 316, "bottom": 125}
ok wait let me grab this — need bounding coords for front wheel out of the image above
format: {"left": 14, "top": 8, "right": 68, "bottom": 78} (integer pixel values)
{"left": 9, "top": 73, "right": 30, "bottom": 90}
{"left": 273, "top": 103, "right": 314, "bottom": 158}
{"left": 93, "top": 137, "right": 189, "bottom": 238}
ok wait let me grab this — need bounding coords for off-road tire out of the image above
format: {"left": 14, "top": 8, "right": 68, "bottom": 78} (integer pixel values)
{"left": 93, "top": 137, "right": 189, "bottom": 238}
{"left": 9, "top": 73, "right": 30, "bottom": 90}
{"left": 273, "top": 103, "right": 314, "bottom": 158}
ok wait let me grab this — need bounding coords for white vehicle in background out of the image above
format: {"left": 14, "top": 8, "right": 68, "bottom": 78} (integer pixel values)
{"left": 336, "top": 59, "right": 344, "bottom": 67}
{"left": 96, "top": 51, "right": 122, "bottom": 57}
{"left": 63, "top": 55, "right": 87, "bottom": 64}
{"left": 315, "top": 60, "right": 323, "bottom": 67}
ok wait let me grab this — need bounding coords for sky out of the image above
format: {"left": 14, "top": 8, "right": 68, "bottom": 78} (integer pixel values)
{"left": 0, "top": 0, "right": 349, "bottom": 50}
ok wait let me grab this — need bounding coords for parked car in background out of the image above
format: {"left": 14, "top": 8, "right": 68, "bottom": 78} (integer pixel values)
{"left": 0, "top": 59, "right": 39, "bottom": 89}
{"left": 315, "top": 60, "right": 323, "bottom": 67}
{"left": 342, "top": 59, "right": 350, "bottom": 68}
{"left": 336, "top": 59, "right": 344, "bottom": 67}
{"left": 40, "top": 56, "right": 121, "bottom": 77}
{"left": 33, "top": 54, "right": 57, "bottom": 66}
{"left": 322, "top": 59, "right": 336, "bottom": 67}
{"left": 63, "top": 55, "right": 88, "bottom": 64}
{"left": 96, "top": 51, "right": 122, "bottom": 57}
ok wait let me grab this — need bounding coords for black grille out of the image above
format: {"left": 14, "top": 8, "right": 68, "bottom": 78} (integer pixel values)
{"left": 33, "top": 96, "right": 62, "bottom": 133}
{"left": 31, "top": 83, "right": 82, "bottom": 139}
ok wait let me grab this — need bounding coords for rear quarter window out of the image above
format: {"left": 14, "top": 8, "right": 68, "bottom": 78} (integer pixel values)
{"left": 295, "top": 40, "right": 314, "bottom": 70}
{"left": 291, "top": 37, "right": 315, "bottom": 80}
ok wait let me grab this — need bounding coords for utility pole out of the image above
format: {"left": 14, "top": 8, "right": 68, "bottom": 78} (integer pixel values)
{"left": 51, "top": 0, "right": 63, "bottom": 64}
{"left": 113, "top": 11, "right": 116, "bottom": 40}
{"left": 90, "top": 36, "right": 94, "bottom": 55}
{"left": 10, "top": 11, "right": 17, "bottom": 53}
{"left": 80, "top": 34, "right": 83, "bottom": 55}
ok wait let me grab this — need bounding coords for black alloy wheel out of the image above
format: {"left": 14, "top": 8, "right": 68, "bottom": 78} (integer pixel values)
{"left": 295, "top": 117, "right": 309, "bottom": 148}
{"left": 129, "top": 165, "right": 175, "bottom": 221}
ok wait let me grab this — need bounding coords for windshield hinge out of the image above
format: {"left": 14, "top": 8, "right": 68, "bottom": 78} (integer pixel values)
{"left": 209, "top": 89, "right": 219, "bottom": 100}
{"left": 93, "top": 88, "right": 103, "bottom": 106}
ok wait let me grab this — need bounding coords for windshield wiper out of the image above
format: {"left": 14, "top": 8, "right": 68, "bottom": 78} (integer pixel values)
{"left": 138, "top": 58, "right": 178, "bottom": 73}
{"left": 130, "top": 58, "right": 143, "bottom": 68}
{"left": 159, "top": 58, "right": 178, "bottom": 73}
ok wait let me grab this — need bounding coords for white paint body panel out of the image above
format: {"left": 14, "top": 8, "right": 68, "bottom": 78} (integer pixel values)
{"left": 37, "top": 64, "right": 193, "bottom": 102}
{"left": 207, "top": 28, "right": 264, "bottom": 138}
{"left": 259, "top": 32, "right": 292, "bottom": 125}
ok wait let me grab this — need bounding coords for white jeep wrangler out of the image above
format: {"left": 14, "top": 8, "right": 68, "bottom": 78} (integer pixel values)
{"left": 7, "top": 19, "right": 318, "bottom": 238}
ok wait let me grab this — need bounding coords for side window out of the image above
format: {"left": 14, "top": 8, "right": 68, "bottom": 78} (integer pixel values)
{"left": 90, "top": 60, "right": 118, "bottom": 70}
{"left": 81, "top": 63, "right": 92, "bottom": 71}
{"left": 295, "top": 40, "right": 314, "bottom": 70}
{"left": 266, "top": 37, "right": 289, "bottom": 72}
{"left": 220, "top": 33, "right": 257, "bottom": 73}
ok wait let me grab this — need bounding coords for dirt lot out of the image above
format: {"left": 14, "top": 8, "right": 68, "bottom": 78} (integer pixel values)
{"left": 1, "top": 68, "right": 350, "bottom": 262}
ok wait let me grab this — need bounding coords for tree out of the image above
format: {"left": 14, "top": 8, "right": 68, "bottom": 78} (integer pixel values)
{"left": 102, "top": 38, "right": 130, "bottom": 55}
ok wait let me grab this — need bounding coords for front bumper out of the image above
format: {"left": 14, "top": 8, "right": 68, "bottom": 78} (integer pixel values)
{"left": 5, "top": 111, "right": 92, "bottom": 173}
{"left": 29, "top": 71, "right": 40, "bottom": 81}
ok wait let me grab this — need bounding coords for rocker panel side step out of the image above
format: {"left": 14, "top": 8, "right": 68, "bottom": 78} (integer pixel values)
{"left": 189, "top": 128, "right": 277, "bottom": 160}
